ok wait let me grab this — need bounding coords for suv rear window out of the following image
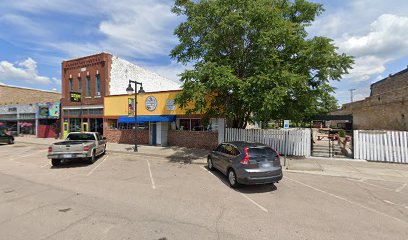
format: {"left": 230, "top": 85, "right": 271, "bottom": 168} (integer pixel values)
{"left": 248, "top": 147, "right": 277, "bottom": 157}
{"left": 66, "top": 133, "right": 95, "bottom": 141}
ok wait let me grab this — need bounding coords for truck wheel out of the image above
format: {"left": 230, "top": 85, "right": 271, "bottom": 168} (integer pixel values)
{"left": 87, "top": 150, "right": 96, "bottom": 164}
{"left": 51, "top": 159, "right": 61, "bottom": 166}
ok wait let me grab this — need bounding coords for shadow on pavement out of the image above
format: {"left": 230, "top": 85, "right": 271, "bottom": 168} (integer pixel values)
{"left": 202, "top": 166, "right": 278, "bottom": 194}
{"left": 50, "top": 155, "right": 104, "bottom": 169}
{"left": 165, "top": 147, "right": 208, "bottom": 164}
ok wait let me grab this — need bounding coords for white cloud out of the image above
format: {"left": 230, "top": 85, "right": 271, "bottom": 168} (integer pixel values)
{"left": 335, "top": 14, "right": 408, "bottom": 82}
{"left": 0, "top": 58, "right": 51, "bottom": 84}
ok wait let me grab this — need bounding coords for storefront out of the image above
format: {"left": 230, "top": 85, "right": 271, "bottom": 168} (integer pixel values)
{"left": 0, "top": 104, "right": 37, "bottom": 136}
{"left": 37, "top": 102, "right": 60, "bottom": 138}
{"left": 62, "top": 105, "right": 104, "bottom": 138}
{"left": 104, "top": 90, "right": 222, "bottom": 149}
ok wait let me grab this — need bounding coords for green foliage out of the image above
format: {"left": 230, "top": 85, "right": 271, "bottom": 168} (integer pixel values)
{"left": 338, "top": 129, "right": 346, "bottom": 138}
{"left": 171, "top": 0, "right": 353, "bottom": 128}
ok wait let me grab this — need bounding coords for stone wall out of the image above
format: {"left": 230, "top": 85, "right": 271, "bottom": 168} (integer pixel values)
{"left": 370, "top": 69, "right": 408, "bottom": 96}
{"left": 333, "top": 68, "right": 408, "bottom": 131}
{"left": 105, "top": 129, "right": 149, "bottom": 144}
{"left": 0, "top": 85, "right": 61, "bottom": 106}
{"left": 168, "top": 130, "right": 218, "bottom": 150}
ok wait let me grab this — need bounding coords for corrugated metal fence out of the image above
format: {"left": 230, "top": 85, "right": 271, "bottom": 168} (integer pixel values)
{"left": 224, "top": 128, "right": 311, "bottom": 157}
{"left": 354, "top": 130, "right": 408, "bottom": 163}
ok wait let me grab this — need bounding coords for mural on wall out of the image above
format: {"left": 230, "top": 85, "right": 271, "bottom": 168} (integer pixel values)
{"left": 38, "top": 102, "right": 60, "bottom": 118}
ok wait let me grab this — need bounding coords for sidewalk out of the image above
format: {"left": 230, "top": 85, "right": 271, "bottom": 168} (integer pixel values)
{"left": 14, "top": 137, "right": 208, "bottom": 164}
{"left": 286, "top": 157, "right": 408, "bottom": 183}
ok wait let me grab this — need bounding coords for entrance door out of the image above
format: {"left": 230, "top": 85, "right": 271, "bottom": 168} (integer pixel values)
{"left": 151, "top": 123, "right": 157, "bottom": 145}
{"left": 63, "top": 122, "right": 69, "bottom": 139}
{"left": 82, "top": 122, "right": 89, "bottom": 132}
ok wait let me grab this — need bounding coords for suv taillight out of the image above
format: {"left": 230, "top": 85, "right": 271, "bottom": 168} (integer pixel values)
{"left": 271, "top": 148, "right": 280, "bottom": 158}
{"left": 240, "top": 146, "right": 250, "bottom": 165}
{"left": 48, "top": 147, "right": 52, "bottom": 153}
{"left": 83, "top": 146, "right": 90, "bottom": 151}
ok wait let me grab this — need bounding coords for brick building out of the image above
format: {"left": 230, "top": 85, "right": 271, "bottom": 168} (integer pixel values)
{"left": 61, "top": 52, "right": 180, "bottom": 138}
{"left": 332, "top": 67, "right": 408, "bottom": 130}
{"left": 0, "top": 84, "right": 60, "bottom": 105}
{"left": 0, "top": 84, "right": 61, "bottom": 137}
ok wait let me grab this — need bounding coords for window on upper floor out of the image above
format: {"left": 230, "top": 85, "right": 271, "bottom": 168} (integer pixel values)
{"left": 69, "top": 78, "right": 73, "bottom": 91}
{"left": 86, "top": 76, "right": 91, "bottom": 97}
{"left": 78, "top": 78, "right": 82, "bottom": 93}
{"left": 96, "top": 74, "right": 101, "bottom": 96}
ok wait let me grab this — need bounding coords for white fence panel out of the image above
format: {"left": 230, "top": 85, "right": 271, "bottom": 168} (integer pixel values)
{"left": 223, "top": 128, "right": 311, "bottom": 157}
{"left": 354, "top": 130, "right": 408, "bottom": 163}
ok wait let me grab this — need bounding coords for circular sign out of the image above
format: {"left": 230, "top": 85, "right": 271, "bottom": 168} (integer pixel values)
{"left": 145, "top": 96, "right": 158, "bottom": 112}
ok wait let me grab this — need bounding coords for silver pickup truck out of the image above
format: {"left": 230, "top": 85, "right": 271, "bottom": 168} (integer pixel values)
{"left": 47, "top": 132, "right": 107, "bottom": 166}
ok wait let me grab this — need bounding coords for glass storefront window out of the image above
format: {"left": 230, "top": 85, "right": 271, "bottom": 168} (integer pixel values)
{"left": 69, "top": 118, "right": 81, "bottom": 132}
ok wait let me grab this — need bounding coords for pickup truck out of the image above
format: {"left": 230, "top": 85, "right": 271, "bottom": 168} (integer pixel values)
{"left": 47, "top": 132, "right": 107, "bottom": 166}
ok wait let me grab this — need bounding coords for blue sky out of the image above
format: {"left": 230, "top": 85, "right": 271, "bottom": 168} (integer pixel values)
{"left": 0, "top": 0, "right": 408, "bottom": 105}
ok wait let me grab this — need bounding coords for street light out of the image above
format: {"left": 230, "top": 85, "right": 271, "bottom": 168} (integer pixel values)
{"left": 126, "top": 80, "right": 145, "bottom": 152}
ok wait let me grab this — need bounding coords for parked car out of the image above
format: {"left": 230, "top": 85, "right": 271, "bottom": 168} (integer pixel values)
{"left": 208, "top": 141, "right": 282, "bottom": 187}
{"left": 47, "top": 132, "right": 107, "bottom": 166}
{"left": 0, "top": 131, "right": 14, "bottom": 144}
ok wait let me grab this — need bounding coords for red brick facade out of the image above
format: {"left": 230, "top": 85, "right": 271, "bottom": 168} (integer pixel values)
{"left": 105, "top": 129, "right": 149, "bottom": 145}
{"left": 61, "top": 53, "right": 112, "bottom": 106}
{"left": 168, "top": 130, "right": 218, "bottom": 150}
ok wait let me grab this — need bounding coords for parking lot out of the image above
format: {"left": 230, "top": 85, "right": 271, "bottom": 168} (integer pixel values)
{"left": 0, "top": 142, "right": 407, "bottom": 240}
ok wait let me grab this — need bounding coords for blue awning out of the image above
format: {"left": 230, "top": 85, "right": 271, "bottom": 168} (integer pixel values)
{"left": 118, "top": 115, "right": 176, "bottom": 124}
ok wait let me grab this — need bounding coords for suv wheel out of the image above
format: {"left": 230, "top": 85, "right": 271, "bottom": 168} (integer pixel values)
{"left": 51, "top": 159, "right": 61, "bottom": 166}
{"left": 8, "top": 138, "right": 14, "bottom": 144}
{"left": 207, "top": 157, "right": 214, "bottom": 171}
{"left": 228, "top": 169, "right": 239, "bottom": 188}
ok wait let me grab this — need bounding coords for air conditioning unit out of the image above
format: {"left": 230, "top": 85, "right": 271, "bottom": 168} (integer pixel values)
{"left": 96, "top": 92, "right": 101, "bottom": 96}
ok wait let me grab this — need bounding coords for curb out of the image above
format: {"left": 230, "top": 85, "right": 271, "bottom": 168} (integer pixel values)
{"left": 16, "top": 140, "right": 207, "bottom": 163}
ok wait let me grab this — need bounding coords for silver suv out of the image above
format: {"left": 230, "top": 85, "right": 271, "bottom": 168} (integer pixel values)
{"left": 208, "top": 141, "right": 282, "bottom": 187}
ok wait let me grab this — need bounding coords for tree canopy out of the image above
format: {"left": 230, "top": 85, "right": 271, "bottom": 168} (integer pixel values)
{"left": 170, "top": 0, "right": 353, "bottom": 128}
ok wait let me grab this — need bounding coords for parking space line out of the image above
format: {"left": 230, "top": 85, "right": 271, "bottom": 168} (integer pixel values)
{"left": 40, "top": 162, "right": 51, "bottom": 168}
{"left": 346, "top": 178, "right": 396, "bottom": 192}
{"left": 199, "top": 166, "right": 268, "bottom": 213}
{"left": 285, "top": 176, "right": 407, "bottom": 224}
{"left": 87, "top": 155, "right": 109, "bottom": 176}
{"left": 147, "top": 159, "right": 156, "bottom": 189}
{"left": 395, "top": 183, "right": 407, "bottom": 193}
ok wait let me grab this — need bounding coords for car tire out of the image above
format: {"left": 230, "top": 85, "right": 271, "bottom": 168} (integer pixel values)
{"left": 228, "top": 169, "right": 239, "bottom": 188}
{"left": 51, "top": 159, "right": 61, "bottom": 166}
{"left": 87, "top": 150, "right": 96, "bottom": 164}
{"left": 207, "top": 157, "right": 214, "bottom": 171}
{"left": 8, "top": 138, "right": 14, "bottom": 144}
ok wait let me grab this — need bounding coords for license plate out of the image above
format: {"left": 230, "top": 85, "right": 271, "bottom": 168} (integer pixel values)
{"left": 261, "top": 162, "right": 271, "bottom": 168}
{"left": 62, "top": 154, "right": 72, "bottom": 158}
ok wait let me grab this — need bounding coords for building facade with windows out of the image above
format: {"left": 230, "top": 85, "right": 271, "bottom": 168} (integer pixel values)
{"left": 104, "top": 91, "right": 222, "bottom": 150}
{"left": 61, "top": 52, "right": 181, "bottom": 138}
{"left": 0, "top": 84, "right": 61, "bottom": 138}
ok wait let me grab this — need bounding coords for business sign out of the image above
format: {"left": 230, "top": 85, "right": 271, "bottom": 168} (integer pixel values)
{"left": 145, "top": 96, "right": 158, "bottom": 112}
{"left": 128, "top": 98, "right": 135, "bottom": 117}
{"left": 166, "top": 100, "right": 175, "bottom": 111}
{"left": 70, "top": 92, "right": 81, "bottom": 102}
{"left": 284, "top": 120, "right": 290, "bottom": 129}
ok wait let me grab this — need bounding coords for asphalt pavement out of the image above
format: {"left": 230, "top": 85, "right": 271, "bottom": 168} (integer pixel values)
{"left": 0, "top": 141, "right": 407, "bottom": 240}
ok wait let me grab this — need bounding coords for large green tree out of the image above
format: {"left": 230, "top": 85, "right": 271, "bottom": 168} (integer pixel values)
{"left": 171, "top": 0, "right": 353, "bottom": 128}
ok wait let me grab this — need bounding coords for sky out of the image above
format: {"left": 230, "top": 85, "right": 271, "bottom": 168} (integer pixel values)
{"left": 0, "top": 0, "right": 407, "bottom": 105}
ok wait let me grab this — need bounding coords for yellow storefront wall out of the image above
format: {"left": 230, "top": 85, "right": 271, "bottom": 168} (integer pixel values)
{"left": 104, "top": 90, "right": 192, "bottom": 117}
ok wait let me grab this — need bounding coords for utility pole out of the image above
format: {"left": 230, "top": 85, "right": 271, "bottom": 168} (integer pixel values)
{"left": 349, "top": 89, "right": 356, "bottom": 103}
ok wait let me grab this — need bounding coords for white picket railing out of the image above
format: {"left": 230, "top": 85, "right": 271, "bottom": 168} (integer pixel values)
{"left": 354, "top": 130, "right": 408, "bottom": 163}
{"left": 223, "top": 128, "right": 311, "bottom": 157}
